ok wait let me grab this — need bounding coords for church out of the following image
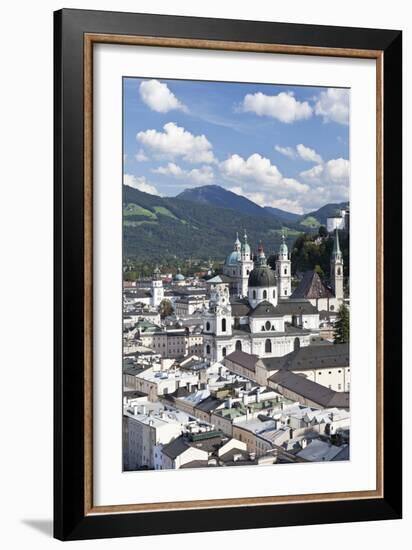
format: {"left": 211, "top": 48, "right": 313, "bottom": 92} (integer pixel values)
{"left": 202, "top": 230, "right": 345, "bottom": 362}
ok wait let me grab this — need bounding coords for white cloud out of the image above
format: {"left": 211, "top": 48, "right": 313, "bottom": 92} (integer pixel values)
{"left": 299, "top": 158, "right": 350, "bottom": 208}
{"left": 137, "top": 122, "right": 215, "bottom": 164}
{"left": 152, "top": 162, "right": 214, "bottom": 185}
{"left": 275, "top": 143, "right": 323, "bottom": 163}
{"left": 300, "top": 158, "right": 350, "bottom": 185}
{"left": 314, "top": 88, "right": 349, "bottom": 125}
{"left": 139, "top": 80, "right": 187, "bottom": 113}
{"left": 123, "top": 174, "right": 160, "bottom": 196}
{"left": 296, "top": 143, "right": 323, "bottom": 164}
{"left": 241, "top": 91, "right": 312, "bottom": 123}
{"left": 274, "top": 145, "right": 296, "bottom": 159}
{"left": 135, "top": 149, "right": 148, "bottom": 162}
{"left": 220, "top": 153, "right": 308, "bottom": 195}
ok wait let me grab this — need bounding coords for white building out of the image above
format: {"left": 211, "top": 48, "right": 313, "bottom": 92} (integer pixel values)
{"left": 151, "top": 266, "right": 164, "bottom": 307}
{"left": 202, "top": 241, "right": 315, "bottom": 362}
{"left": 123, "top": 400, "right": 189, "bottom": 470}
{"left": 326, "top": 207, "right": 349, "bottom": 233}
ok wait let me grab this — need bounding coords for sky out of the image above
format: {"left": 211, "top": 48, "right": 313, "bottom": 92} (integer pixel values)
{"left": 123, "top": 77, "right": 350, "bottom": 214}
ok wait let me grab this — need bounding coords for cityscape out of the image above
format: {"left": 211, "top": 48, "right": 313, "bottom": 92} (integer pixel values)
{"left": 122, "top": 77, "right": 350, "bottom": 472}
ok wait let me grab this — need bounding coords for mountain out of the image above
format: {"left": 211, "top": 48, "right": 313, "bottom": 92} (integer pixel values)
{"left": 300, "top": 202, "right": 349, "bottom": 227}
{"left": 123, "top": 185, "right": 298, "bottom": 261}
{"left": 176, "top": 185, "right": 266, "bottom": 217}
{"left": 263, "top": 206, "right": 301, "bottom": 224}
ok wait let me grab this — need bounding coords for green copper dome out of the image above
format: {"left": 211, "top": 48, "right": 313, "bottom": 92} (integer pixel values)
{"left": 225, "top": 250, "right": 241, "bottom": 266}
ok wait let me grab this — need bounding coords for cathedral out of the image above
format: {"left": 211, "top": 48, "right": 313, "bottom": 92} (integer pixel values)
{"left": 202, "top": 230, "right": 344, "bottom": 362}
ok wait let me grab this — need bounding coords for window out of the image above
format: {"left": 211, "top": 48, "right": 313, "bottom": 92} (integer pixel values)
{"left": 338, "top": 384, "right": 341, "bottom": 390}
{"left": 265, "top": 321, "right": 271, "bottom": 331}
{"left": 273, "top": 289, "right": 276, "bottom": 298}
{"left": 222, "top": 347, "right": 227, "bottom": 357}
{"left": 247, "top": 269, "right": 250, "bottom": 275}
{"left": 284, "top": 268, "right": 287, "bottom": 275}
{"left": 221, "top": 318, "right": 226, "bottom": 332}
{"left": 330, "top": 305, "right": 335, "bottom": 311}
{"left": 253, "top": 290, "right": 256, "bottom": 299}
{"left": 206, "top": 322, "right": 210, "bottom": 331}
{"left": 235, "top": 340, "right": 242, "bottom": 351}
{"left": 337, "top": 267, "right": 342, "bottom": 275}
{"left": 265, "top": 339, "right": 272, "bottom": 353}
{"left": 206, "top": 344, "right": 210, "bottom": 354}
{"left": 263, "top": 290, "right": 267, "bottom": 299}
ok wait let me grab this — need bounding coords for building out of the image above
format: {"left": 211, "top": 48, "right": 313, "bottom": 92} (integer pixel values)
{"left": 151, "top": 266, "right": 164, "bottom": 307}
{"left": 222, "top": 231, "right": 254, "bottom": 297}
{"left": 268, "top": 370, "right": 349, "bottom": 410}
{"left": 123, "top": 400, "right": 190, "bottom": 470}
{"left": 124, "top": 363, "right": 200, "bottom": 401}
{"left": 290, "top": 230, "right": 345, "bottom": 311}
{"left": 275, "top": 234, "right": 292, "bottom": 298}
{"left": 326, "top": 206, "right": 349, "bottom": 233}
{"left": 203, "top": 241, "right": 317, "bottom": 362}
{"left": 224, "top": 344, "right": 350, "bottom": 392}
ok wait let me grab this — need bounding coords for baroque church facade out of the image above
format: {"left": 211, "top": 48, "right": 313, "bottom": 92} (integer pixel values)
{"left": 202, "top": 230, "right": 345, "bottom": 362}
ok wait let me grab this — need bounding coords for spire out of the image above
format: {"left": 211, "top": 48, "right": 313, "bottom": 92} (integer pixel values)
{"left": 234, "top": 232, "right": 241, "bottom": 251}
{"left": 244, "top": 229, "right": 248, "bottom": 243}
{"left": 279, "top": 232, "right": 288, "bottom": 258}
{"left": 255, "top": 241, "right": 267, "bottom": 266}
{"left": 332, "top": 228, "right": 342, "bottom": 258}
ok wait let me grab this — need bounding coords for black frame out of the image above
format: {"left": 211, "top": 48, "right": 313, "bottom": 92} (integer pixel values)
{"left": 54, "top": 8, "right": 402, "bottom": 541}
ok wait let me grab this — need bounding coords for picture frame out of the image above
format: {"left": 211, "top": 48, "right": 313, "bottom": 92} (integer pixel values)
{"left": 54, "top": 8, "right": 402, "bottom": 541}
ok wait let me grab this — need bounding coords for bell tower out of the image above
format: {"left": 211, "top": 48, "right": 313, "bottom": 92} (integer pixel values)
{"left": 330, "top": 229, "right": 344, "bottom": 301}
{"left": 151, "top": 266, "right": 164, "bottom": 307}
{"left": 276, "top": 234, "right": 292, "bottom": 298}
{"left": 239, "top": 230, "right": 254, "bottom": 297}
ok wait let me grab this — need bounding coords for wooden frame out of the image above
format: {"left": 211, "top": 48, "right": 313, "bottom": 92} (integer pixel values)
{"left": 54, "top": 8, "right": 402, "bottom": 541}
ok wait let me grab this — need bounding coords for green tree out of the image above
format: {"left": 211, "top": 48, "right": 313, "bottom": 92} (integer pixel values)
{"left": 318, "top": 225, "right": 328, "bottom": 238}
{"left": 334, "top": 304, "right": 350, "bottom": 344}
{"left": 159, "top": 299, "right": 174, "bottom": 319}
{"left": 314, "top": 264, "right": 324, "bottom": 278}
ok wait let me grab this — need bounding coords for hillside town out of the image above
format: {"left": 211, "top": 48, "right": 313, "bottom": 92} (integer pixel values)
{"left": 123, "top": 228, "right": 350, "bottom": 471}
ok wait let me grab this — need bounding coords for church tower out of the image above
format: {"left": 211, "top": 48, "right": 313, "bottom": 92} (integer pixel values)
{"left": 330, "top": 229, "right": 344, "bottom": 301}
{"left": 276, "top": 234, "right": 292, "bottom": 298}
{"left": 151, "top": 266, "right": 164, "bottom": 308}
{"left": 202, "top": 282, "right": 232, "bottom": 361}
{"left": 239, "top": 230, "right": 254, "bottom": 297}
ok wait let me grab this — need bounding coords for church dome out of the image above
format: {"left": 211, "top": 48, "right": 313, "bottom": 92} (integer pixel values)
{"left": 225, "top": 250, "right": 241, "bottom": 266}
{"left": 248, "top": 265, "right": 276, "bottom": 288}
{"left": 174, "top": 268, "right": 185, "bottom": 281}
{"left": 242, "top": 242, "right": 251, "bottom": 256}
{"left": 279, "top": 234, "right": 288, "bottom": 257}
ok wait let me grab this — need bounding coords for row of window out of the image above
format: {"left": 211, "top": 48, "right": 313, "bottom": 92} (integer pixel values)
{"left": 251, "top": 289, "right": 276, "bottom": 300}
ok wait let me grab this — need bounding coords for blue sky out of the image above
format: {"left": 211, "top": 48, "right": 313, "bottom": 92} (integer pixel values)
{"left": 123, "top": 77, "right": 350, "bottom": 214}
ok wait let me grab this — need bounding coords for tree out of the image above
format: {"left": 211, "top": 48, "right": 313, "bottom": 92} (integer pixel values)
{"left": 159, "top": 299, "right": 173, "bottom": 319}
{"left": 314, "top": 264, "right": 324, "bottom": 278}
{"left": 334, "top": 304, "right": 350, "bottom": 344}
{"left": 318, "top": 225, "right": 328, "bottom": 238}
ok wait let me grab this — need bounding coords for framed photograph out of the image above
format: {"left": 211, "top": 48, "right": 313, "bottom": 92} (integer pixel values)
{"left": 54, "top": 8, "right": 402, "bottom": 541}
